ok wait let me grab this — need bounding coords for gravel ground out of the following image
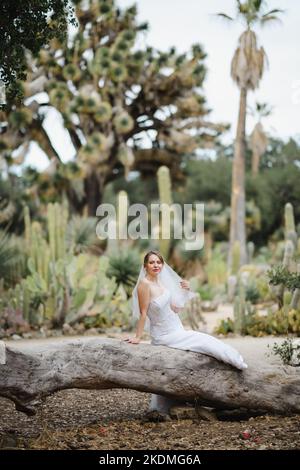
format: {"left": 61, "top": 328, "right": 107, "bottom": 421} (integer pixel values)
{"left": 0, "top": 388, "right": 300, "bottom": 450}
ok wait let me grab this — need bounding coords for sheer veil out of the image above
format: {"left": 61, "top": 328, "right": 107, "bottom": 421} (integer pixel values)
{"left": 131, "top": 261, "right": 197, "bottom": 332}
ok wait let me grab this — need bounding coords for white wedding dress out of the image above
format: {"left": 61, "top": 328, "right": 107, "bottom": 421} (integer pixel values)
{"left": 146, "top": 286, "right": 248, "bottom": 414}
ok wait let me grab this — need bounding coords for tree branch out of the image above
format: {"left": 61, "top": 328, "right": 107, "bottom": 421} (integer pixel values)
{"left": 29, "top": 119, "right": 62, "bottom": 162}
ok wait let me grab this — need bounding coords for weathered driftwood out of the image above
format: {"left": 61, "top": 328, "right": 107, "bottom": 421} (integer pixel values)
{"left": 0, "top": 338, "right": 299, "bottom": 416}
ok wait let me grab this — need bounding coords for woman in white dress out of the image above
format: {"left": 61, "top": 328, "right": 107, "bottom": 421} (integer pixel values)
{"left": 124, "top": 250, "right": 248, "bottom": 414}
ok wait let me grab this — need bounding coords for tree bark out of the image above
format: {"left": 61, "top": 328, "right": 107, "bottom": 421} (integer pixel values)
{"left": 228, "top": 87, "right": 248, "bottom": 270}
{"left": 0, "top": 338, "right": 300, "bottom": 416}
{"left": 84, "top": 172, "right": 103, "bottom": 216}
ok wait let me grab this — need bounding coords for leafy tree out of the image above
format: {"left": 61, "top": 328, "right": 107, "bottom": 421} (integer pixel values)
{"left": 1, "top": 0, "right": 227, "bottom": 215}
{"left": 0, "top": 0, "right": 76, "bottom": 101}
{"left": 247, "top": 163, "right": 300, "bottom": 243}
{"left": 260, "top": 137, "right": 300, "bottom": 169}
{"left": 187, "top": 157, "right": 231, "bottom": 205}
{"left": 176, "top": 138, "right": 300, "bottom": 246}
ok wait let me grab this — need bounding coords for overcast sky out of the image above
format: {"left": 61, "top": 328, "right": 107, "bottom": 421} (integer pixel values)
{"left": 118, "top": 0, "right": 300, "bottom": 139}
{"left": 27, "top": 0, "right": 300, "bottom": 170}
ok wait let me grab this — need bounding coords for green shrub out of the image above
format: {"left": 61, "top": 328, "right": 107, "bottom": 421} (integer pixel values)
{"left": 198, "top": 284, "right": 214, "bottom": 301}
{"left": 271, "top": 338, "right": 294, "bottom": 365}
{"left": 245, "top": 283, "right": 260, "bottom": 304}
{"left": 216, "top": 307, "right": 300, "bottom": 337}
{"left": 216, "top": 318, "right": 234, "bottom": 335}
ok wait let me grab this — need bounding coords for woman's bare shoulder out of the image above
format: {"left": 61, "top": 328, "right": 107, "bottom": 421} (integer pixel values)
{"left": 137, "top": 278, "right": 151, "bottom": 293}
{"left": 138, "top": 278, "right": 150, "bottom": 287}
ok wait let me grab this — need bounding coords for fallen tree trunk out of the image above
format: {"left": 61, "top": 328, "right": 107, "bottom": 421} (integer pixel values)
{"left": 0, "top": 338, "right": 299, "bottom": 416}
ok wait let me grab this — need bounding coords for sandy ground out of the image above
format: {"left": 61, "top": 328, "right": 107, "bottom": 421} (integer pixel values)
{"left": 3, "top": 302, "right": 284, "bottom": 368}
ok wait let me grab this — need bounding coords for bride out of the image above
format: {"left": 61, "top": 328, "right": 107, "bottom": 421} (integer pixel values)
{"left": 124, "top": 250, "right": 248, "bottom": 413}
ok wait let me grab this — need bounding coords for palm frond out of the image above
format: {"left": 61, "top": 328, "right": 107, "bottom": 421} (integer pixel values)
{"left": 260, "top": 15, "right": 283, "bottom": 26}
{"left": 252, "top": 0, "right": 263, "bottom": 11}
{"left": 262, "top": 8, "right": 285, "bottom": 17}
{"left": 215, "top": 13, "right": 234, "bottom": 22}
{"left": 256, "top": 102, "right": 273, "bottom": 117}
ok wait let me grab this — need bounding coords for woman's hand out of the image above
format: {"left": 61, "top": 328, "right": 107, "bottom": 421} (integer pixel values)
{"left": 123, "top": 336, "right": 141, "bottom": 344}
{"left": 180, "top": 279, "right": 190, "bottom": 291}
{"left": 171, "top": 304, "right": 181, "bottom": 314}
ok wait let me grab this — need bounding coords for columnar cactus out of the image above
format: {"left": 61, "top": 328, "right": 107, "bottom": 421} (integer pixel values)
{"left": 24, "top": 205, "right": 31, "bottom": 253}
{"left": 285, "top": 202, "right": 297, "bottom": 249}
{"left": 231, "top": 240, "right": 241, "bottom": 275}
{"left": 183, "top": 294, "right": 205, "bottom": 331}
{"left": 233, "top": 281, "right": 246, "bottom": 335}
{"left": 157, "top": 165, "right": 173, "bottom": 259}
{"left": 47, "top": 201, "right": 68, "bottom": 261}
{"left": 21, "top": 202, "right": 70, "bottom": 324}
{"left": 279, "top": 205, "right": 297, "bottom": 288}
{"left": 291, "top": 263, "right": 300, "bottom": 310}
{"left": 269, "top": 202, "right": 299, "bottom": 309}
{"left": 247, "top": 241, "right": 255, "bottom": 264}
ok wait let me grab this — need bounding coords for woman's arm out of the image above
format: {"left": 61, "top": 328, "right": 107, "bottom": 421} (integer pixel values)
{"left": 124, "top": 281, "right": 150, "bottom": 344}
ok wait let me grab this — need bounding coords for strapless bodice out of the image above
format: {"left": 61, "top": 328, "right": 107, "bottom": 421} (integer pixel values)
{"left": 147, "top": 288, "right": 184, "bottom": 338}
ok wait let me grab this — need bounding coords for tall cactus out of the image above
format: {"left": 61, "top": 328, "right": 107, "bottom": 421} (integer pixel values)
{"left": 105, "top": 190, "right": 128, "bottom": 254}
{"left": 24, "top": 205, "right": 31, "bottom": 253}
{"left": 232, "top": 279, "right": 254, "bottom": 335}
{"left": 276, "top": 204, "right": 297, "bottom": 306}
{"left": 270, "top": 202, "right": 299, "bottom": 309}
{"left": 47, "top": 201, "right": 68, "bottom": 261}
{"left": 233, "top": 281, "right": 246, "bottom": 335}
{"left": 285, "top": 202, "right": 297, "bottom": 249}
{"left": 231, "top": 240, "right": 241, "bottom": 275}
{"left": 275, "top": 239, "right": 295, "bottom": 307}
{"left": 291, "top": 263, "right": 300, "bottom": 310}
{"left": 21, "top": 202, "right": 70, "bottom": 325}
{"left": 157, "top": 165, "right": 172, "bottom": 259}
{"left": 183, "top": 294, "right": 204, "bottom": 330}
{"left": 247, "top": 241, "right": 255, "bottom": 264}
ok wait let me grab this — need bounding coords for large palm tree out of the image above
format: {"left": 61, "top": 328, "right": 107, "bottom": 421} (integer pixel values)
{"left": 216, "top": 0, "right": 283, "bottom": 269}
